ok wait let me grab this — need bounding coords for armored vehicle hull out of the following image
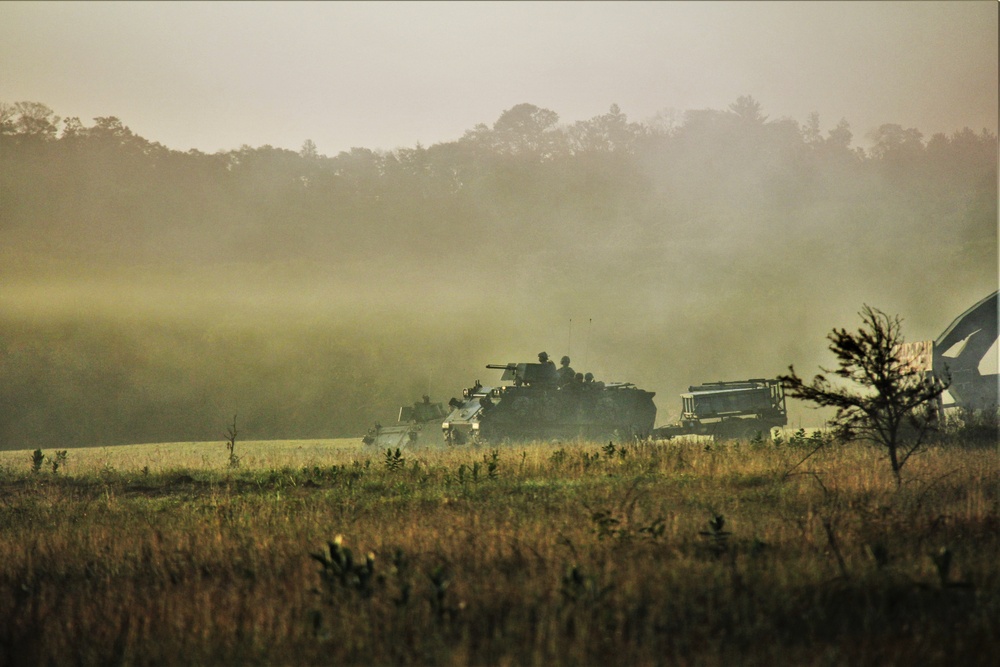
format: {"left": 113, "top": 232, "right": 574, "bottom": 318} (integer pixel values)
{"left": 442, "top": 362, "right": 656, "bottom": 445}
{"left": 363, "top": 397, "right": 448, "bottom": 448}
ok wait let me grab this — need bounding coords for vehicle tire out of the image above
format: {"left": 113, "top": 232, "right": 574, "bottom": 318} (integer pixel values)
{"left": 713, "top": 419, "right": 759, "bottom": 441}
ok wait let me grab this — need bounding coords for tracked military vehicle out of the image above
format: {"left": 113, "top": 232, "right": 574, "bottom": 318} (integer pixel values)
{"left": 362, "top": 396, "right": 448, "bottom": 448}
{"left": 442, "top": 360, "right": 656, "bottom": 445}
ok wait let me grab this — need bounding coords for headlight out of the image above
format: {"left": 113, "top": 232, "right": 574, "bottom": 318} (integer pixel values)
{"left": 441, "top": 422, "right": 450, "bottom": 430}
{"left": 472, "top": 422, "right": 480, "bottom": 430}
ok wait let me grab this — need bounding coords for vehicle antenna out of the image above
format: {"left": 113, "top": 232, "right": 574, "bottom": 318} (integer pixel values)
{"left": 584, "top": 318, "right": 592, "bottom": 369}
{"left": 567, "top": 318, "right": 572, "bottom": 356}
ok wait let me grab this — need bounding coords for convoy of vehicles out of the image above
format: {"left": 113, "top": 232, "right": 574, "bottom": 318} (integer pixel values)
{"left": 360, "top": 291, "right": 997, "bottom": 447}
{"left": 366, "top": 368, "right": 782, "bottom": 446}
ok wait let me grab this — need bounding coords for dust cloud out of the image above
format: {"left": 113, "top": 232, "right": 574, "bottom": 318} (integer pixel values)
{"left": 1, "top": 100, "right": 996, "bottom": 448}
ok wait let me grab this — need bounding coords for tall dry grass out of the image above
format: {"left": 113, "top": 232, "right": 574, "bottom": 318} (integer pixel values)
{"left": 0, "top": 436, "right": 996, "bottom": 665}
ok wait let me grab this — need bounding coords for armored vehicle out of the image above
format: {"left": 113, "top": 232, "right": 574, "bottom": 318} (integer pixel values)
{"left": 653, "top": 379, "right": 787, "bottom": 440}
{"left": 362, "top": 396, "right": 449, "bottom": 448}
{"left": 442, "top": 361, "right": 657, "bottom": 445}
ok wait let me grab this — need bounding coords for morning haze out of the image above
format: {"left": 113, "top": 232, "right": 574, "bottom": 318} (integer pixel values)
{"left": 0, "top": 2, "right": 997, "bottom": 448}
{"left": 2, "top": 2, "right": 995, "bottom": 154}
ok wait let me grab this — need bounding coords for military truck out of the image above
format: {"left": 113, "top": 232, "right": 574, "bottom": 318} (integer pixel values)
{"left": 442, "top": 361, "right": 657, "bottom": 445}
{"left": 653, "top": 378, "right": 787, "bottom": 441}
{"left": 362, "top": 395, "right": 449, "bottom": 448}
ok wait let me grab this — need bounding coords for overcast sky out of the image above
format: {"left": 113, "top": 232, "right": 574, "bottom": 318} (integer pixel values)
{"left": 2, "top": 1, "right": 997, "bottom": 155}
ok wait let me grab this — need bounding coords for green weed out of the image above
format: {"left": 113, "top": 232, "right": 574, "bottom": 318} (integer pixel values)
{"left": 30, "top": 448, "right": 44, "bottom": 474}
{"left": 384, "top": 447, "right": 405, "bottom": 472}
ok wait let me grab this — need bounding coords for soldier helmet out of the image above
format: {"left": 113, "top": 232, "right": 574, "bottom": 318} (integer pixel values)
{"left": 561, "top": 356, "right": 571, "bottom": 366}
{"left": 584, "top": 372, "right": 594, "bottom": 382}
{"left": 538, "top": 352, "right": 549, "bottom": 362}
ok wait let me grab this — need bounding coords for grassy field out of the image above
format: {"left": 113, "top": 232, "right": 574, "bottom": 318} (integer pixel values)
{"left": 0, "top": 433, "right": 997, "bottom": 666}
{"left": 0, "top": 438, "right": 366, "bottom": 476}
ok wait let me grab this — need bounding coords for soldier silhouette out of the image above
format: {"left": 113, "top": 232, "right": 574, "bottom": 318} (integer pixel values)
{"left": 538, "top": 351, "right": 557, "bottom": 384}
{"left": 557, "top": 355, "right": 575, "bottom": 386}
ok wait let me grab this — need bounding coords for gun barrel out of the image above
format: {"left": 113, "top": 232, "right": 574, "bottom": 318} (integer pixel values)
{"left": 486, "top": 363, "right": 518, "bottom": 370}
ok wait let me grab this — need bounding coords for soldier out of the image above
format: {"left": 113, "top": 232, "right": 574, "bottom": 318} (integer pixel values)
{"left": 538, "top": 351, "right": 557, "bottom": 384}
{"left": 557, "top": 355, "right": 575, "bottom": 386}
{"left": 584, "top": 372, "right": 605, "bottom": 390}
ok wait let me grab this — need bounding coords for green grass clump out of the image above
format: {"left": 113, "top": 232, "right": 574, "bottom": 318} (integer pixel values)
{"left": 0, "top": 436, "right": 996, "bottom": 665}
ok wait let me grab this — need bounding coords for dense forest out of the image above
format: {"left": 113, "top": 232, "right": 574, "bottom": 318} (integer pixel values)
{"left": 1, "top": 98, "right": 996, "bottom": 448}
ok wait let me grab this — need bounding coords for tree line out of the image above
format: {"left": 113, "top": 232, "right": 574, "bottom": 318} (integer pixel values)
{"left": 0, "top": 97, "right": 996, "bottom": 447}
{"left": 2, "top": 97, "right": 995, "bottom": 267}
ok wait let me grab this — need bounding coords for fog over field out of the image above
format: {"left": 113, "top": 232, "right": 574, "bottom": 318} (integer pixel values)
{"left": 0, "top": 2, "right": 997, "bottom": 448}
